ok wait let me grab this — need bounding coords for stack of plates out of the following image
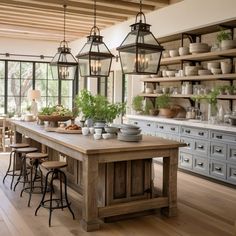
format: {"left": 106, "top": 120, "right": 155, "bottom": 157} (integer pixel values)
{"left": 118, "top": 124, "right": 142, "bottom": 142}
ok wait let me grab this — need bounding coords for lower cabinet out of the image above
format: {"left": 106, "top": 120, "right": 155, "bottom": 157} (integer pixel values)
{"left": 128, "top": 118, "right": 236, "bottom": 185}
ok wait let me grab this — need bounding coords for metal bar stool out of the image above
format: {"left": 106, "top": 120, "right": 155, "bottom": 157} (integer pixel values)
{"left": 35, "top": 161, "right": 75, "bottom": 226}
{"left": 13, "top": 147, "right": 38, "bottom": 191}
{"left": 3, "top": 143, "right": 30, "bottom": 189}
{"left": 21, "top": 152, "right": 48, "bottom": 207}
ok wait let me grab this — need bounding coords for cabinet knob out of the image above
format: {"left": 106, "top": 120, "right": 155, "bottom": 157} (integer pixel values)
{"left": 215, "top": 148, "right": 222, "bottom": 153}
{"left": 185, "top": 130, "right": 191, "bottom": 134}
{"left": 159, "top": 126, "right": 164, "bottom": 129}
{"left": 134, "top": 122, "right": 138, "bottom": 125}
{"left": 215, "top": 167, "right": 222, "bottom": 172}
{"left": 197, "top": 145, "right": 204, "bottom": 149}
{"left": 233, "top": 172, "right": 236, "bottom": 176}
{"left": 197, "top": 162, "right": 203, "bottom": 166}
{"left": 171, "top": 127, "right": 176, "bottom": 131}
{"left": 186, "top": 143, "right": 190, "bottom": 147}
{"left": 184, "top": 158, "right": 189, "bottom": 163}
{"left": 147, "top": 124, "right": 151, "bottom": 127}
{"left": 216, "top": 135, "right": 222, "bottom": 139}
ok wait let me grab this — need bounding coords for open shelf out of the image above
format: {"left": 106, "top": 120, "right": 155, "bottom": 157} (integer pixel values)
{"left": 139, "top": 93, "right": 236, "bottom": 100}
{"left": 141, "top": 73, "right": 236, "bottom": 83}
{"left": 160, "top": 48, "right": 236, "bottom": 66}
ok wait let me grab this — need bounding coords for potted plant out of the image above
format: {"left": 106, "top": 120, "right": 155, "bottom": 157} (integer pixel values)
{"left": 156, "top": 94, "right": 174, "bottom": 118}
{"left": 132, "top": 95, "right": 144, "bottom": 114}
{"left": 75, "top": 89, "right": 126, "bottom": 125}
{"left": 224, "top": 85, "right": 235, "bottom": 95}
{"left": 144, "top": 99, "right": 158, "bottom": 116}
{"left": 217, "top": 28, "right": 235, "bottom": 50}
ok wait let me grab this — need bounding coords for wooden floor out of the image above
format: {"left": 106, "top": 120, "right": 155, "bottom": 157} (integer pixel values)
{"left": 0, "top": 153, "right": 236, "bottom": 236}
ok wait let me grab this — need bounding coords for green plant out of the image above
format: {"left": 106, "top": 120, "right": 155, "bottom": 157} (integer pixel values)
{"left": 217, "top": 28, "right": 232, "bottom": 43}
{"left": 75, "top": 89, "right": 126, "bottom": 123}
{"left": 224, "top": 85, "right": 235, "bottom": 94}
{"left": 144, "top": 99, "right": 154, "bottom": 115}
{"left": 39, "top": 105, "right": 72, "bottom": 116}
{"left": 156, "top": 94, "right": 171, "bottom": 109}
{"left": 191, "top": 89, "right": 219, "bottom": 105}
{"left": 132, "top": 95, "right": 144, "bottom": 112}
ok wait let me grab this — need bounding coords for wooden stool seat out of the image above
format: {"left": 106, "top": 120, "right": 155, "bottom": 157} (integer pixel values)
{"left": 16, "top": 147, "right": 38, "bottom": 154}
{"left": 10, "top": 143, "right": 30, "bottom": 149}
{"left": 42, "top": 161, "right": 67, "bottom": 169}
{"left": 26, "top": 152, "right": 48, "bottom": 160}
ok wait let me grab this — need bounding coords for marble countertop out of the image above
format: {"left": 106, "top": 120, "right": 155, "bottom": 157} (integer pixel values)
{"left": 126, "top": 114, "right": 236, "bottom": 133}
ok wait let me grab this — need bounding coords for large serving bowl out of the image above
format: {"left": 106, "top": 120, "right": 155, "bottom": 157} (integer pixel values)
{"left": 38, "top": 115, "right": 73, "bottom": 127}
{"left": 189, "top": 43, "right": 210, "bottom": 54}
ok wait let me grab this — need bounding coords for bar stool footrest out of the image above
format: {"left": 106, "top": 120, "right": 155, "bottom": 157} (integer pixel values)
{"left": 40, "top": 199, "right": 71, "bottom": 210}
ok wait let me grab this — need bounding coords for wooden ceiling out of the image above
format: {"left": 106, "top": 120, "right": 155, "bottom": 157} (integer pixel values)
{"left": 0, "top": 0, "right": 178, "bottom": 42}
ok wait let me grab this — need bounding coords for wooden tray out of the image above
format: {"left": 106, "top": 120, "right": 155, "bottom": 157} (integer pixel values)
{"left": 55, "top": 128, "right": 82, "bottom": 134}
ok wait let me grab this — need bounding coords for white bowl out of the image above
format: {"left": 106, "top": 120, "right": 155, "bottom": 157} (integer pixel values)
{"left": 166, "top": 70, "right": 176, "bottom": 77}
{"left": 104, "top": 126, "right": 119, "bottom": 133}
{"left": 94, "top": 133, "right": 102, "bottom": 140}
{"left": 221, "top": 39, "right": 236, "bottom": 50}
{"left": 102, "top": 133, "right": 111, "bottom": 139}
{"left": 179, "top": 47, "right": 189, "bottom": 56}
{"left": 207, "top": 62, "right": 220, "bottom": 70}
{"left": 210, "top": 68, "right": 222, "bottom": 75}
{"left": 94, "top": 128, "right": 102, "bottom": 135}
{"left": 169, "top": 49, "right": 179, "bottom": 57}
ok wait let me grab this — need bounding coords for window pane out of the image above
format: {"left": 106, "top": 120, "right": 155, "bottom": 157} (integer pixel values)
{"left": 0, "top": 96, "right": 4, "bottom": 114}
{"left": 21, "top": 77, "right": 33, "bottom": 97}
{"left": 8, "top": 96, "right": 20, "bottom": 115}
{"left": 40, "top": 97, "right": 47, "bottom": 108}
{"left": 61, "top": 97, "right": 72, "bottom": 109}
{"left": 21, "top": 97, "right": 31, "bottom": 113}
{"left": 0, "top": 78, "right": 4, "bottom": 96}
{"left": 21, "top": 62, "right": 33, "bottom": 79}
{"left": 8, "top": 79, "right": 20, "bottom": 96}
{"left": 47, "top": 96, "right": 58, "bottom": 106}
{"left": 48, "top": 80, "right": 58, "bottom": 96}
{"left": 61, "top": 80, "right": 73, "bottom": 96}
{"left": 35, "top": 80, "right": 47, "bottom": 96}
{"left": 8, "top": 61, "right": 20, "bottom": 79}
{"left": 35, "top": 63, "right": 47, "bottom": 79}
{"left": 0, "top": 61, "right": 4, "bottom": 78}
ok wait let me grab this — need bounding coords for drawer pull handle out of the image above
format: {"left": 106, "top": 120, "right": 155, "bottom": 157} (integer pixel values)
{"left": 233, "top": 153, "right": 236, "bottom": 157}
{"left": 197, "top": 162, "right": 203, "bottom": 166}
{"left": 215, "top": 167, "right": 222, "bottom": 171}
{"left": 159, "top": 126, "right": 164, "bottom": 129}
{"left": 185, "top": 130, "right": 191, "bottom": 134}
{"left": 198, "top": 132, "right": 204, "bottom": 136}
{"left": 233, "top": 173, "right": 236, "bottom": 176}
{"left": 186, "top": 143, "right": 190, "bottom": 147}
{"left": 197, "top": 145, "right": 204, "bottom": 149}
{"left": 134, "top": 122, "right": 138, "bottom": 125}
{"left": 171, "top": 127, "right": 176, "bottom": 131}
{"left": 184, "top": 158, "right": 189, "bottom": 163}
{"left": 215, "top": 148, "right": 222, "bottom": 153}
{"left": 216, "top": 135, "right": 222, "bottom": 139}
{"left": 147, "top": 124, "right": 151, "bottom": 127}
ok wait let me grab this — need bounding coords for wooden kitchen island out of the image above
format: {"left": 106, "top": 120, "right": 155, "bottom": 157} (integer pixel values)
{"left": 12, "top": 120, "right": 184, "bottom": 232}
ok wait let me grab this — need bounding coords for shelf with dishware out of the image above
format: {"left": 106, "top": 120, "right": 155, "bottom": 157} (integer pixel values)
{"left": 139, "top": 93, "right": 236, "bottom": 100}
{"left": 141, "top": 73, "right": 236, "bottom": 83}
{"left": 160, "top": 48, "right": 236, "bottom": 66}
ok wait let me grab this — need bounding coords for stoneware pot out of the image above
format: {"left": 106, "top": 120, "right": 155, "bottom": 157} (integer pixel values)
{"left": 220, "top": 61, "right": 232, "bottom": 74}
{"left": 149, "top": 109, "right": 159, "bottom": 116}
{"left": 169, "top": 49, "right": 179, "bottom": 57}
{"left": 221, "top": 39, "right": 236, "bottom": 50}
{"left": 178, "top": 46, "right": 189, "bottom": 56}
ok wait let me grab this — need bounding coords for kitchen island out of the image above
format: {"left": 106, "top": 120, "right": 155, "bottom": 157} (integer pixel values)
{"left": 12, "top": 120, "right": 184, "bottom": 231}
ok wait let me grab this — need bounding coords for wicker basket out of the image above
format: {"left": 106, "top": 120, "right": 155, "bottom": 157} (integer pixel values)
{"left": 37, "top": 115, "right": 72, "bottom": 122}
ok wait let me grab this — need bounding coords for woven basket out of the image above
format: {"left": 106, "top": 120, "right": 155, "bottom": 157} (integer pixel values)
{"left": 37, "top": 115, "right": 72, "bottom": 122}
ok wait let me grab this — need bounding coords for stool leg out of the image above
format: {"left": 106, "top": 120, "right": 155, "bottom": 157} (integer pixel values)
{"left": 49, "top": 171, "right": 56, "bottom": 227}
{"left": 60, "top": 170, "right": 75, "bottom": 220}
{"left": 10, "top": 151, "right": 17, "bottom": 190}
{"left": 35, "top": 170, "right": 51, "bottom": 216}
{"left": 59, "top": 172, "right": 63, "bottom": 211}
{"left": 14, "top": 155, "right": 24, "bottom": 191}
{"left": 3, "top": 150, "right": 13, "bottom": 184}
{"left": 27, "top": 165, "right": 34, "bottom": 207}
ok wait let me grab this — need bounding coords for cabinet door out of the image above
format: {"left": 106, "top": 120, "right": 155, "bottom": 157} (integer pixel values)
{"left": 181, "top": 126, "right": 208, "bottom": 139}
{"left": 129, "top": 119, "right": 155, "bottom": 134}
{"left": 209, "top": 160, "right": 226, "bottom": 180}
{"left": 179, "top": 152, "right": 193, "bottom": 170}
{"left": 194, "top": 139, "right": 209, "bottom": 156}
{"left": 210, "top": 142, "right": 227, "bottom": 160}
{"left": 227, "top": 164, "right": 236, "bottom": 184}
{"left": 211, "top": 131, "right": 236, "bottom": 143}
{"left": 193, "top": 156, "right": 208, "bottom": 174}
{"left": 227, "top": 145, "right": 236, "bottom": 164}
{"left": 180, "top": 136, "right": 194, "bottom": 152}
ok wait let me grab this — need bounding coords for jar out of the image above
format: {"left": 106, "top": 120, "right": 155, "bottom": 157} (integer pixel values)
{"left": 224, "top": 112, "right": 231, "bottom": 123}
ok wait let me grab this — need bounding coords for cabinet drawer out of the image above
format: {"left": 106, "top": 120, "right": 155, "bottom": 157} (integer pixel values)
{"left": 194, "top": 139, "right": 208, "bottom": 156}
{"left": 211, "top": 131, "right": 236, "bottom": 143}
{"left": 181, "top": 126, "right": 208, "bottom": 139}
{"left": 209, "top": 160, "right": 226, "bottom": 179}
{"left": 210, "top": 142, "right": 227, "bottom": 160}
{"left": 227, "top": 145, "right": 236, "bottom": 163}
{"left": 129, "top": 120, "right": 154, "bottom": 133}
{"left": 180, "top": 137, "right": 194, "bottom": 151}
{"left": 166, "top": 124, "right": 179, "bottom": 134}
{"left": 179, "top": 152, "right": 193, "bottom": 170}
{"left": 193, "top": 156, "right": 208, "bottom": 174}
{"left": 227, "top": 164, "right": 236, "bottom": 184}
{"left": 156, "top": 123, "right": 167, "bottom": 132}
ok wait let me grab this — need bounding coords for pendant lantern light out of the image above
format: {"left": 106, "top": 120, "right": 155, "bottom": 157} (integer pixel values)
{"left": 50, "top": 5, "right": 78, "bottom": 80}
{"left": 117, "top": 0, "right": 164, "bottom": 75}
{"left": 76, "top": 0, "right": 114, "bottom": 78}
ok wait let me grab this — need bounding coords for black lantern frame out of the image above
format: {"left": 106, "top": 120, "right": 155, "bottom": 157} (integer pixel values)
{"left": 76, "top": 0, "right": 114, "bottom": 78}
{"left": 50, "top": 5, "right": 78, "bottom": 80}
{"left": 117, "top": 2, "right": 164, "bottom": 75}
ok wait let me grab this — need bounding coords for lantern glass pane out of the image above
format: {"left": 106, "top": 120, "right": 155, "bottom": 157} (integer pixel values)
{"left": 58, "top": 65, "right": 76, "bottom": 80}
{"left": 138, "top": 32, "right": 159, "bottom": 45}
{"left": 78, "top": 58, "right": 90, "bottom": 77}
{"left": 50, "top": 64, "right": 58, "bottom": 79}
{"left": 119, "top": 50, "right": 136, "bottom": 74}
{"left": 90, "top": 56, "right": 111, "bottom": 77}
{"left": 121, "top": 31, "right": 137, "bottom": 46}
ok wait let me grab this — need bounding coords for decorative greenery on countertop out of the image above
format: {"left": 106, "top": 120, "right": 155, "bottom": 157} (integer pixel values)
{"left": 39, "top": 105, "right": 72, "bottom": 116}
{"left": 75, "top": 89, "right": 126, "bottom": 123}
{"left": 156, "top": 94, "right": 171, "bottom": 109}
{"left": 132, "top": 95, "right": 144, "bottom": 112}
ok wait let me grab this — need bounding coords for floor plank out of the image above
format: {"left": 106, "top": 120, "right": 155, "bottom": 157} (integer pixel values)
{"left": 0, "top": 153, "right": 236, "bottom": 236}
